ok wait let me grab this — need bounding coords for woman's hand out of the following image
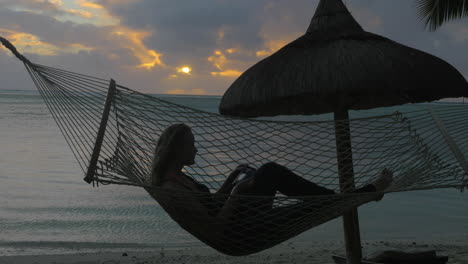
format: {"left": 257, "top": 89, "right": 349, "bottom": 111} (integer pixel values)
{"left": 230, "top": 177, "right": 254, "bottom": 194}
{"left": 229, "top": 164, "right": 248, "bottom": 178}
{"left": 216, "top": 164, "right": 250, "bottom": 195}
{"left": 235, "top": 164, "right": 249, "bottom": 171}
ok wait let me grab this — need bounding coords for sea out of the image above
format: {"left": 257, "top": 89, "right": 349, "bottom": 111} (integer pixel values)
{"left": 0, "top": 90, "right": 467, "bottom": 256}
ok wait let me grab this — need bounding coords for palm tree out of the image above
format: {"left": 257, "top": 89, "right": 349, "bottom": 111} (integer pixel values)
{"left": 416, "top": 0, "right": 468, "bottom": 30}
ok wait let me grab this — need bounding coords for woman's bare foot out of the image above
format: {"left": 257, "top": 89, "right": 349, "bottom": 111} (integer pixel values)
{"left": 373, "top": 168, "right": 393, "bottom": 201}
{"left": 373, "top": 168, "right": 393, "bottom": 191}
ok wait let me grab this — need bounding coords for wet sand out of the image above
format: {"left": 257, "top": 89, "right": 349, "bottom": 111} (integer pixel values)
{"left": 1, "top": 240, "right": 467, "bottom": 264}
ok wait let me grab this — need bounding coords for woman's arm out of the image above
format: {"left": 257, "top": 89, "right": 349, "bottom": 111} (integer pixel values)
{"left": 215, "top": 164, "right": 248, "bottom": 195}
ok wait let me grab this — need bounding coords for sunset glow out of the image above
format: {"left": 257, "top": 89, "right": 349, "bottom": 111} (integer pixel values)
{"left": 0, "top": 29, "right": 93, "bottom": 56}
{"left": 117, "top": 30, "right": 163, "bottom": 70}
{"left": 177, "top": 66, "right": 192, "bottom": 74}
{"left": 166, "top": 88, "right": 207, "bottom": 95}
{"left": 208, "top": 50, "right": 242, "bottom": 78}
{"left": 1, "top": 0, "right": 466, "bottom": 96}
{"left": 78, "top": 0, "right": 104, "bottom": 9}
{"left": 210, "top": 70, "right": 242, "bottom": 77}
{"left": 65, "top": 9, "right": 94, "bottom": 18}
{"left": 256, "top": 39, "right": 291, "bottom": 57}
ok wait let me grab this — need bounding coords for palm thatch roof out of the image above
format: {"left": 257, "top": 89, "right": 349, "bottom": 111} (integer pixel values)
{"left": 219, "top": 0, "right": 468, "bottom": 117}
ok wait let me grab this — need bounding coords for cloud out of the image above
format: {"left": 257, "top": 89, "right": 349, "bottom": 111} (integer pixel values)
{"left": 0, "top": 29, "right": 65, "bottom": 56}
{"left": 77, "top": 0, "right": 104, "bottom": 9}
{"left": 0, "top": 0, "right": 63, "bottom": 14}
{"left": 255, "top": 39, "right": 292, "bottom": 58}
{"left": 64, "top": 8, "right": 94, "bottom": 18}
{"left": 207, "top": 50, "right": 243, "bottom": 78}
{"left": 97, "top": 0, "right": 266, "bottom": 64}
{"left": 0, "top": 8, "right": 164, "bottom": 70}
{"left": 0, "top": 0, "right": 93, "bottom": 19}
{"left": 444, "top": 23, "right": 468, "bottom": 43}
{"left": 210, "top": 70, "right": 242, "bottom": 78}
{"left": 166, "top": 88, "right": 207, "bottom": 95}
{"left": 111, "top": 28, "right": 164, "bottom": 70}
{"left": 348, "top": 0, "right": 468, "bottom": 79}
{"left": 1, "top": 0, "right": 467, "bottom": 96}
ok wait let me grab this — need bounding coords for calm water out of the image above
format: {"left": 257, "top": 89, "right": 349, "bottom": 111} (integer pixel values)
{"left": 0, "top": 90, "right": 467, "bottom": 256}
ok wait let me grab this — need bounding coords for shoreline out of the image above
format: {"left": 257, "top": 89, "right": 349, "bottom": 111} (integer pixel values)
{"left": 1, "top": 240, "right": 467, "bottom": 264}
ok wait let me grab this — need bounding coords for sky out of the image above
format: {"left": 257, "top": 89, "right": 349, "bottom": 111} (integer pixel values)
{"left": 0, "top": 0, "right": 467, "bottom": 95}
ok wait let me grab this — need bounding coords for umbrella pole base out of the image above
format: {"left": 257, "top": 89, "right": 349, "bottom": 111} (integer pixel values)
{"left": 332, "top": 255, "right": 379, "bottom": 264}
{"left": 334, "top": 109, "right": 363, "bottom": 264}
{"left": 342, "top": 209, "right": 363, "bottom": 264}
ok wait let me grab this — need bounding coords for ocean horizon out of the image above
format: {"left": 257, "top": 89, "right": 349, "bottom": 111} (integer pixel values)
{"left": 0, "top": 89, "right": 467, "bottom": 256}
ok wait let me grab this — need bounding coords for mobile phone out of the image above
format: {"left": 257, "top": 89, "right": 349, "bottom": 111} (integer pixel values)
{"left": 233, "top": 167, "right": 256, "bottom": 185}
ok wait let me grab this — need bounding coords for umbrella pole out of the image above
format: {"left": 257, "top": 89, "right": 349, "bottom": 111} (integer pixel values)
{"left": 334, "top": 109, "right": 362, "bottom": 264}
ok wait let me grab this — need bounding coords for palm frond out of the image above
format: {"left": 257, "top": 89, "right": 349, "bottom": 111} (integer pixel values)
{"left": 415, "top": 0, "right": 468, "bottom": 30}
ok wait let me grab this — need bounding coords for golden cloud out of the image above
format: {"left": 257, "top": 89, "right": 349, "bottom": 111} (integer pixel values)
{"left": 77, "top": 0, "right": 104, "bottom": 9}
{"left": 166, "top": 88, "right": 185, "bottom": 94}
{"left": 96, "top": 0, "right": 140, "bottom": 5}
{"left": 32, "top": 0, "right": 116, "bottom": 26}
{"left": 74, "top": 3, "right": 164, "bottom": 70}
{"left": 166, "top": 88, "right": 207, "bottom": 95}
{"left": 68, "top": 43, "right": 94, "bottom": 52}
{"left": 49, "top": 0, "right": 63, "bottom": 6}
{"left": 207, "top": 49, "right": 242, "bottom": 78}
{"left": 2, "top": 2, "right": 163, "bottom": 71}
{"left": 225, "top": 48, "right": 236, "bottom": 54}
{"left": 210, "top": 70, "right": 242, "bottom": 77}
{"left": 208, "top": 50, "right": 226, "bottom": 70}
{"left": 66, "top": 8, "right": 94, "bottom": 18}
{"left": 110, "top": 28, "right": 163, "bottom": 70}
{"left": 0, "top": 28, "right": 93, "bottom": 56}
{"left": 191, "top": 88, "right": 207, "bottom": 95}
{"left": 256, "top": 39, "right": 290, "bottom": 57}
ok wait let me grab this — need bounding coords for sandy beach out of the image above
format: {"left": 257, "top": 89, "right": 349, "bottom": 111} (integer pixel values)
{"left": 1, "top": 240, "right": 467, "bottom": 264}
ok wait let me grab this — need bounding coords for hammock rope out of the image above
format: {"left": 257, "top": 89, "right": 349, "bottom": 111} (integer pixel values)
{"left": 2, "top": 37, "right": 467, "bottom": 255}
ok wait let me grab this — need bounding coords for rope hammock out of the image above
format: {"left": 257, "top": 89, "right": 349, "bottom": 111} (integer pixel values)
{"left": 2, "top": 38, "right": 467, "bottom": 256}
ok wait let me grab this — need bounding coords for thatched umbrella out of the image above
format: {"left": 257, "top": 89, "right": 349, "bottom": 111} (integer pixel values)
{"left": 219, "top": 0, "right": 468, "bottom": 263}
{"left": 220, "top": 1, "right": 466, "bottom": 117}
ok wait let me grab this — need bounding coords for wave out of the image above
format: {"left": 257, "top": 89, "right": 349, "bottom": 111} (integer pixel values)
{"left": 0, "top": 240, "right": 196, "bottom": 249}
{"left": 0, "top": 240, "right": 204, "bottom": 256}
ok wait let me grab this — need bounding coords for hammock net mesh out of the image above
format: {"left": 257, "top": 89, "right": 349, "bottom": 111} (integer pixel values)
{"left": 20, "top": 61, "right": 468, "bottom": 255}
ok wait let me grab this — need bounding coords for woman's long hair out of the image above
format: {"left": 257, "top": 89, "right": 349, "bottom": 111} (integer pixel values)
{"left": 151, "top": 123, "right": 192, "bottom": 186}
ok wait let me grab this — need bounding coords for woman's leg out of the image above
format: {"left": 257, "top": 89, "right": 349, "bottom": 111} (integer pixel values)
{"left": 229, "top": 162, "right": 321, "bottom": 216}
{"left": 353, "top": 184, "right": 376, "bottom": 193}
{"left": 247, "top": 162, "right": 391, "bottom": 196}
{"left": 249, "top": 162, "right": 335, "bottom": 196}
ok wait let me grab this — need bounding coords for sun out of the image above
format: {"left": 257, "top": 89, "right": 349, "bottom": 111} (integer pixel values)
{"left": 177, "top": 66, "right": 192, "bottom": 74}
